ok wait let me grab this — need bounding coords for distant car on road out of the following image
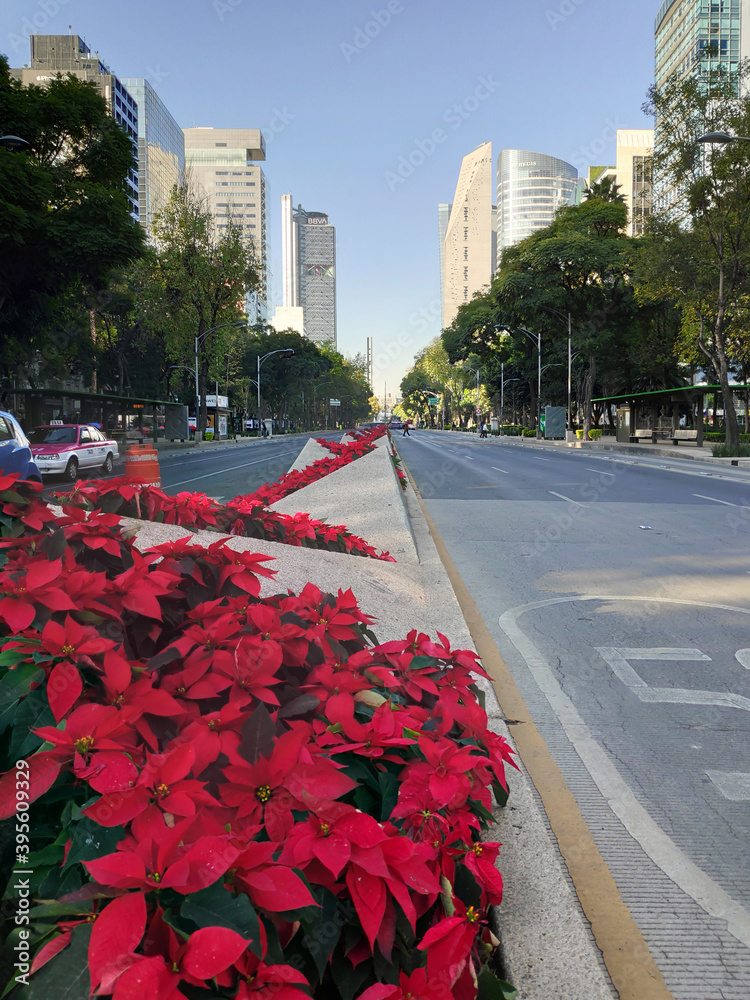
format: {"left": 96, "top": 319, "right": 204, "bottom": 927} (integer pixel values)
{"left": 29, "top": 423, "right": 119, "bottom": 481}
{"left": 0, "top": 411, "right": 42, "bottom": 482}
{"left": 389, "top": 418, "right": 404, "bottom": 431}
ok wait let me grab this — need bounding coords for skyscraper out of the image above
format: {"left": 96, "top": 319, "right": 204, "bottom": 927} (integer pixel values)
{"left": 12, "top": 35, "right": 139, "bottom": 220}
{"left": 437, "top": 203, "right": 452, "bottom": 330}
{"left": 615, "top": 129, "right": 654, "bottom": 237}
{"left": 122, "top": 79, "right": 185, "bottom": 235}
{"left": 441, "top": 142, "right": 495, "bottom": 331}
{"left": 276, "top": 194, "right": 337, "bottom": 347}
{"left": 654, "top": 0, "right": 750, "bottom": 92}
{"left": 183, "top": 127, "right": 268, "bottom": 322}
{"left": 496, "top": 149, "right": 579, "bottom": 262}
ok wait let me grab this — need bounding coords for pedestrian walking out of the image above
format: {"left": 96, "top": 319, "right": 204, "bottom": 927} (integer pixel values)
{"left": 403, "top": 419, "right": 411, "bottom": 437}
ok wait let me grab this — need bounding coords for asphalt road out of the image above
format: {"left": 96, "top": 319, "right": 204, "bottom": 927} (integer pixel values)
{"left": 399, "top": 430, "right": 750, "bottom": 1000}
{"left": 43, "top": 432, "right": 342, "bottom": 503}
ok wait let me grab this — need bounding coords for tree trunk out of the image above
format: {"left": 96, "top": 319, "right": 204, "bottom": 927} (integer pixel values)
{"left": 583, "top": 354, "right": 596, "bottom": 440}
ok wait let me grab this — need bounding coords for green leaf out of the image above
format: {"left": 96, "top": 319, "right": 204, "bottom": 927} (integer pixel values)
{"left": 22, "top": 922, "right": 92, "bottom": 1000}
{"left": 476, "top": 967, "right": 518, "bottom": 1000}
{"left": 302, "top": 888, "right": 341, "bottom": 977}
{"left": 377, "top": 770, "right": 399, "bottom": 822}
{"left": 453, "top": 862, "right": 483, "bottom": 909}
{"left": 10, "top": 688, "right": 54, "bottom": 760}
{"left": 181, "top": 881, "right": 262, "bottom": 957}
{"left": 330, "top": 948, "right": 371, "bottom": 1000}
{"left": 0, "top": 663, "right": 43, "bottom": 711}
{"left": 408, "top": 655, "right": 440, "bottom": 671}
{"left": 63, "top": 819, "right": 125, "bottom": 871}
{"left": 40, "top": 530, "right": 68, "bottom": 561}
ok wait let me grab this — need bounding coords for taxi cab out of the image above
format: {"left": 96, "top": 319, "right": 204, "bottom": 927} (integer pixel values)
{"left": 29, "top": 423, "right": 119, "bottom": 481}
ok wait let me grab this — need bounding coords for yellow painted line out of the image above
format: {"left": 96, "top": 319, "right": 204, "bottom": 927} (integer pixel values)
{"left": 402, "top": 459, "right": 674, "bottom": 1000}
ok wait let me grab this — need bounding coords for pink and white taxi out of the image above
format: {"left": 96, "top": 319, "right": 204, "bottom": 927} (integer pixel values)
{"left": 29, "top": 423, "right": 119, "bottom": 481}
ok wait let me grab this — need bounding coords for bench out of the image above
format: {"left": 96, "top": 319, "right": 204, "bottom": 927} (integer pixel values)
{"left": 629, "top": 429, "right": 656, "bottom": 443}
{"left": 670, "top": 429, "right": 698, "bottom": 445}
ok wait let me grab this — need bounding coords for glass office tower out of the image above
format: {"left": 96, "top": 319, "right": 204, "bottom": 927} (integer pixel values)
{"left": 122, "top": 79, "right": 185, "bottom": 235}
{"left": 655, "top": 0, "right": 750, "bottom": 92}
{"left": 496, "top": 150, "right": 578, "bottom": 260}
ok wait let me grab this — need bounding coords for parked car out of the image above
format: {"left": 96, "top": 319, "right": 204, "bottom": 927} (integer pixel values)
{"left": 29, "top": 423, "right": 119, "bottom": 481}
{"left": 0, "top": 411, "right": 42, "bottom": 482}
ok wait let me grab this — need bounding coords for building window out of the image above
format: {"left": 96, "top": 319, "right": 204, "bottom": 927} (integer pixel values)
{"left": 215, "top": 142, "right": 227, "bottom": 147}
{"left": 216, "top": 171, "right": 228, "bottom": 175}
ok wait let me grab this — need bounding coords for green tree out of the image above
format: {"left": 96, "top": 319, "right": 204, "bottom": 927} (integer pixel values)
{"left": 150, "top": 182, "right": 259, "bottom": 433}
{"left": 639, "top": 64, "right": 750, "bottom": 449}
{"left": 0, "top": 55, "right": 144, "bottom": 380}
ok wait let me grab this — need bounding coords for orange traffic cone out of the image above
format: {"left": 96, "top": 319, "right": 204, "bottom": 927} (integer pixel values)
{"left": 125, "top": 444, "right": 161, "bottom": 487}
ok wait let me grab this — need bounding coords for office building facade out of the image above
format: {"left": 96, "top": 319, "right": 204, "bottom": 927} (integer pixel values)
{"left": 183, "top": 127, "right": 268, "bottom": 321}
{"left": 277, "top": 194, "right": 336, "bottom": 346}
{"left": 441, "top": 142, "right": 496, "bottom": 331}
{"left": 496, "top": 149, "right": 578, "bottom": 261}
{"left": 616, "top": 129, "right": 654, "bottom": 236}
{"left": 13, "top": 35, "right": 139, "bottom": 219}
{"left": 437, "top": 203, "right": 452, "bottom": 329}
{"left": 122, "top": 79, "right": 185, "bottom": 235}
{"left": 655, "top": 0, "right": 750, "bottom": 92}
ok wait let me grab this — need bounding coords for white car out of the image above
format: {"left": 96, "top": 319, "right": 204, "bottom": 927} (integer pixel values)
{"left": 29, "top": 423, "right": 119, "bottom": 481}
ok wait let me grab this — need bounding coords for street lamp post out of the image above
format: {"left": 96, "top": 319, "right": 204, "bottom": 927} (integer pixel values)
{"left": 516, "top": 327, "right": 542, "bottom": 436}
{"left": 256, "top": 349, "right": 295, "bottom": 437}
{"left": 500, "top": 363, "right": 520, "bottom": 435}
{"left": 696, "top": 132, "right": 750, "bottom": 145}
{"left": 312, "top": 382, "right": 337, "bottom": 431}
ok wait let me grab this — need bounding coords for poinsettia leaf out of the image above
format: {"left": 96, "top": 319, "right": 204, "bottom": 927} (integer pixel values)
{"left": 408, "top": 656, "right": 440, "bottom": 671}
{"left": 147, "top": 646, "right": 183, "bottom": 672}
{"left": 476, "top": 968, "right": 519, "bottom": 1000}
{"left": 453, "top": 862, "right": 483, "bottom": 909}
{"left": 377, "top": 770, "right": 400, "bottom": 822}
{"left": 0, "top": 661, "right": 43, "bottom": 714}
{"left": 277, "top": 693, "right": 320, "bottom": 719}
{"left": 330, "top": 947, "right": 371, "bottom": 1000}
{"left": 40, "top": 529, "right": 68, "bottom": 561}
{"left": 89, "top": 892, "right": 146, "bottom": 993}
{"left": 181, "top": 926, "right": 251, "bottom": 980}
{"left": 10, "top": 687, "right": 54, "bottom": 760}
{"left": 301, "top": 887, "right": 341, "bottom": 976}
{"left": 238, "top": 703, "right": 276, "bottom": 764}
{"left": 181, "top": 881, "right": 262, "bottom": 957}
{"left": 63, "top": 818, "right": 127, "bottom": 871}
{"left": 23, "top": 922, "right": 92, "bottom": 999}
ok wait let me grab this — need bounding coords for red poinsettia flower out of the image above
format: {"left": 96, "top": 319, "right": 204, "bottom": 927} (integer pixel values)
{"left": 233, "top": 950, "right": 311, "bottom": 1000}
{"left": 418, "top": 898, "right": 486, "bottom": 986}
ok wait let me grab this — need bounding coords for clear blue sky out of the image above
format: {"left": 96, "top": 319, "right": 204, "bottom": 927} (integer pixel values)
{"left": 1, "top": 0, "right": 658, "bottom": 398}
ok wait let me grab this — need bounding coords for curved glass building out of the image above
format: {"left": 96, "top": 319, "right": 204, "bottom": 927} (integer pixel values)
{"left": 496, "top": 150, "right": 579, "bottom": 262}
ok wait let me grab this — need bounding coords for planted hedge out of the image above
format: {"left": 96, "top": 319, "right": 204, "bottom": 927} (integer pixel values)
{"left": 0, "top": 477, "right": 518, "bottom": 1000}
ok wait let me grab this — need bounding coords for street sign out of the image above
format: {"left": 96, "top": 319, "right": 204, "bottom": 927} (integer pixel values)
{"left": 428, "top": 395, "right": 439, "bottom": 406}
{"left": 205, "top": 395, "right": 229, "bottom": 408}
{"left": 475, "top": 406, "right": 482, "bottom": 415}
{"left": 329, "top": 399, "right": 341, "bottom": 406}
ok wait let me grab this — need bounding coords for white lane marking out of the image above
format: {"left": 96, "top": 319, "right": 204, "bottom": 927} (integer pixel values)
{"left": 548, "top": 490, "right": 589, "bottom": 508}
{"left": 705, "top": 771, "right": 750, "bottom": 801}
{"left": 499, "top": 594, "right": 750, "bottom": 948}
{"left": 736, "top": 650, "right": 750, "bottom": 669}
{"left": 596, "top": 647, "right": 750, "bottom": 712}
{"left": 535, "top": 457, "right": 550, "bottom": 461}
{"left": 166, "top": 451, "right": 295, "bottom": 488}
{"left": 586, "top": 468, "right": 616, "bottom": 476}
{"left": 692, "top": 493, "right": 749, "bottom": 508}
{"left": 464, "top": 456, "right": 474, "bottom": 461}
{"left": 491, "top": 467, "right": 508, "bottom": 474}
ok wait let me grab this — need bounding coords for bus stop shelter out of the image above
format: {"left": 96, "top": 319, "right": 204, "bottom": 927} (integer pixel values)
{"left": 592, "top": 384, "right": 750, "bottom": 446}
{"left": 6, "top": 389, "right": 189, "bottom": 445}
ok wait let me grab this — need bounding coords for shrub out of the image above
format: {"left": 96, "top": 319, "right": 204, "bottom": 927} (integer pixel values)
{"left": 521, "top": 428, "right": 537, "bottom": 437}
{"left": 704, "top": 432, "right": 750, "bottom": 443}
{"left": 711, "top": 442, "right": 750, "bottom": 458}
{"left": 575, "top": 429, "right": 602, "bottom": 440}
{"left": 0, "top": 474, "right": 517, "bottom": 1000}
